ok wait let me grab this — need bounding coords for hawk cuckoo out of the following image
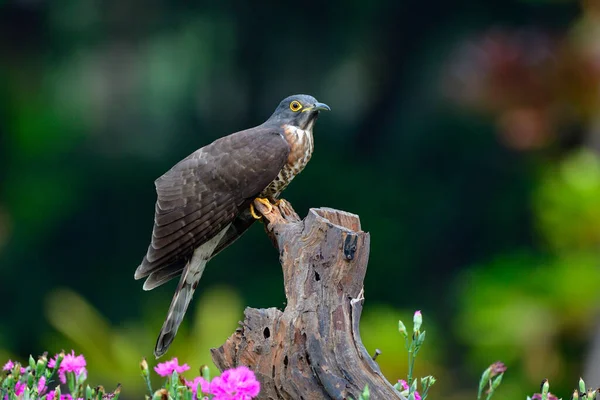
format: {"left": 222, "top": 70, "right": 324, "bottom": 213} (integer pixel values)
{"left": 134, "top": 94, "right": 330, "bottom": 357}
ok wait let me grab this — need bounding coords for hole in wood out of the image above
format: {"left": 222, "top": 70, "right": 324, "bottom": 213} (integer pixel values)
{"left": 283, "top": 355, "right": 289, "bottom": 367}
{"left": 315, "top": 271, "right": 321, "bottom": 281}
{"left": 263, "top": 327, "right": 270, "bottom": 339}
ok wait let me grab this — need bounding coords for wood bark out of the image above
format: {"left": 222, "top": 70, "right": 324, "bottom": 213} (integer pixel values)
{"left": 211, "top": 200, "right": 404, "bottom": 400}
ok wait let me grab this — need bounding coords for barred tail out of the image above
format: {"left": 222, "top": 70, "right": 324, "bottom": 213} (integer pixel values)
{"left": 154, "top": 259, "right": 205, "bottom": 358}
{"left": 153, "top": 225, "right": 229, "bottom": 358}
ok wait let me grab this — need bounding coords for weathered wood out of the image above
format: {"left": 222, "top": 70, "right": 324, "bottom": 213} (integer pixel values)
{"left": 211, "top": 199, "right": 404, "bottom": 400}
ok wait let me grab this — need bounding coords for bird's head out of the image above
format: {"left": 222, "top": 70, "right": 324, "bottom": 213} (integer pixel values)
{"left": 267, "top": 94, "right": 330, "bottom": 130}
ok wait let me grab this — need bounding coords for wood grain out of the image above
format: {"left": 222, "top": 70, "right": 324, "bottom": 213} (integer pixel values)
{"left": 211, "top": 199, "right": 404, "bottom": 400}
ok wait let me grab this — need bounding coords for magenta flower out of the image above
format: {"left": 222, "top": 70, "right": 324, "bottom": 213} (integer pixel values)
{"left": 186, "top": 376, "right": 210, "bottom": 398}
{"left": 38, "top": 376, "right": 47, "bottom": 394}
{"left": 55, "top": 351, "right": 86, "bottom": 384}
{"left": 398, "top": 380, "right": 409, "bottom": 391}
{"left": 47, "top": 351, "right": 86, "bottom": 384}
{"left": 2, "top": 360, "right": 14, "bottom": 371}
{"left": 489, "top": 361, "right": 506, "bottom": 378}
{"left": 397, "top": 380, "right": 421, "bottom": 400}
{"left": 46, "top": 393, "right": 76, "bottom": 400}
{"left": 14, "top": 381, "right": 26, "bottom": 396}
{"left": 154, "top": 358, "right": 190, "bottom": 377}
{"left": 210, "top": 366, "right": 260, "bottom": 400}
{"left": 531, "top": 394, "right": 559, "bottom": 400}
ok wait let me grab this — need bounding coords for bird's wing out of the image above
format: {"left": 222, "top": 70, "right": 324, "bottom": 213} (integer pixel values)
{"left": 134, "top": 126, "right": 289, "bottom": 282}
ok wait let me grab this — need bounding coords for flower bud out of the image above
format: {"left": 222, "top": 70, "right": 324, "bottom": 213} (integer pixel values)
{"left": 11, "top": 363, "right": 21, "bottom": 378}
{"left": 541, "top": 379, "right": 549, "bottom": 396}
{"left": 36, "top": 356, "right": 47, "bottom": 378}
{"left": 489, "top": 362, "right": 506, "bottom": 378}
{"left": 96, "top": 385, "right": 106, "bottom": 397}
{"left": 113, "top": 384, "right": 122, "bottom": 400}
{"left": 413, "top": 311, "right": 422, "bottom": 334}
{"left": 52, "top": 352, "right": 65, "bottom": 373}
{"left": 4, "top": 374, "right": 15, "bottom": 388}
{"left": 398, "top": 320, "right": 408, "bottom": 338}
{"left": 140, "top": 359, "right": 149, "bottom": 378}
{"left": 152, "top": 388, "right": 168, "bottom": 400}
{"left": 579, "top": 378, "right": 586, "bottom": 395}
{"left": 200, "top": 365, "right": 211, "bottom": 382}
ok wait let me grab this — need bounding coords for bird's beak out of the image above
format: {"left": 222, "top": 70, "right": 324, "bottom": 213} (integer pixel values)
{"left": 313, "top": 102, "right": 331, "bottom": 112}
{"left": 303, "top": 102, "right": 331, "bottom": 112}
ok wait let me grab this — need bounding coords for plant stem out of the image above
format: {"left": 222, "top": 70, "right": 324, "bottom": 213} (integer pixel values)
{"left": 407, "top": 343, "right": 416, "bottom": 392}
{"left": 144, "top": 374, "right": 153, "bottom": 396}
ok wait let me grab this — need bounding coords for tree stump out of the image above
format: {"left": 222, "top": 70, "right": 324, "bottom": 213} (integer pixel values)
{"left": 211, "top": 200, "right": 404, "bottom": 400}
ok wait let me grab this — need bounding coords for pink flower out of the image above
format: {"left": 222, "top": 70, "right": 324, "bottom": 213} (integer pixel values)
{"left": 186, "top": 376, "right": 210, "bottom": 399}
{"left": 154, "top": 358, "right": 190, "bottom": 377}
{"left": 531, "top": 394, "right": 559, "bottom": 400}
{"left": 15, "top": 381, "right": 26, "bottom": 396}
{"left": 48, "top": 351, "right": 86, "bottom": 384}
{"left": 397, "top": 380, "right": 421, "bottom": 400}
{"left": 489, "top": 361, "right": 506, "bottom": 378}
{"left": 210, "top": 366, "right": 260, "bottom": 400}
{"left": 38, "top": 376, "right": 47, "bottom": 394}
{"left": 46, "top": 392, "right": 74, "bottom": 400}
{"left": 2, "top": 360, "right": 14, "bottom": 371}
{"left": 57, "top": 351, "right": 86, "bottom": 384}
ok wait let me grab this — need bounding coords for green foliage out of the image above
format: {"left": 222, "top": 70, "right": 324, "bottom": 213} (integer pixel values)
{"left": 393, "top": 311, "right": 436, "bottom": 400}
{"left": 455, "top": 146, "right": 600, "bottom": 394}
{"left": 535, "top": 149, "right": 600, "bottom": 252}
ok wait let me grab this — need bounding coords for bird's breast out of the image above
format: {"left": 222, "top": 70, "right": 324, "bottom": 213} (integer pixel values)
{"left": 261, "top": 125, "right": 314, "bottom": 198}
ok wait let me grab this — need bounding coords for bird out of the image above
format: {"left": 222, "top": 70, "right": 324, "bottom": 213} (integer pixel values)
{"left": 134, "top": 94, "right": 330, "bottom": 358}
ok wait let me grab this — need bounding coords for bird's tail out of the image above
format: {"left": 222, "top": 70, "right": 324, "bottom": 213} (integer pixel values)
{"left": 154, "top": 259, "right": 206, "bottom": 358}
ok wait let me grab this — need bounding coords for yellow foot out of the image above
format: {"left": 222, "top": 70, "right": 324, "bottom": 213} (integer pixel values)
{"left": 249, "top": 203, "right": 261, "bottom": 219}
{"left": 250, "top": 197, "right": 274, "bottom": 219}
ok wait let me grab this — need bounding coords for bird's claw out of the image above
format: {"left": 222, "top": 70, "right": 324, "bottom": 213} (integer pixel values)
{"left": 250, "top": 197, "right": 274, "bottom": 219}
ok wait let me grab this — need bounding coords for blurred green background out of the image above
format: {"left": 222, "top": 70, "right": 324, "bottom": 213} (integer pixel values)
{"left": 2, "top": 0, "right": 600, "bottom": 398}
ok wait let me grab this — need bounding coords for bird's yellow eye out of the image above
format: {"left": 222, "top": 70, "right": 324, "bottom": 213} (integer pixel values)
{"left": 289, "top": 100, "right": 302, "bottom": 112}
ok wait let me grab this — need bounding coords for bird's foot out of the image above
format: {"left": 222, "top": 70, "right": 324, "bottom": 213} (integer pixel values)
{"left": 250, "top": 197, "right": 274, "bottom": 219}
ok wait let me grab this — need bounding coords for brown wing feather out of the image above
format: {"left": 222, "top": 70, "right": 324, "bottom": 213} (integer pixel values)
{"left": 135, "top": 126, "right": 289, "bottom": 281}
{"left": 141, "top": 210, "right": 257, "bottom": 290}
